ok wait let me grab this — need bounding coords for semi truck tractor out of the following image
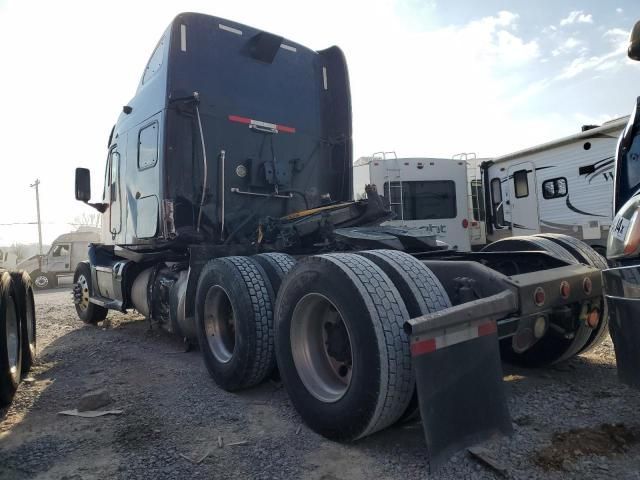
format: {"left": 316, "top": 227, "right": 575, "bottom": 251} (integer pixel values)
{"left": 0, "top": 270, "right": 36, "bottom": 406}
{"left": 72, "top": 13, "right": 608, "bottom": 468}
{"left": 604, "top": 20, "right": 640, "bottom": 388}
{"left": 17, "top": 228, "right": 100, "bottom": 289}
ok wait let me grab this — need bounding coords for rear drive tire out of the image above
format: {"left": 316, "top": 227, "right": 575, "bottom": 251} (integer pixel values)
{"left": 73, "top": 263, "right": 108, "bottom": 324}
{"left": 251, "top": 253, "right": 296, "bottom": 296}
{"left": 356, "top": 249, "right": 452, "bottom": 421}
{"left": 195, "top": 256, "right": 275, "bottom": 391}
{"left": 275, "top": 253, "right": 414, "bottom": 440}
{"left": 10, "top": 271, "right": 36, "bottom": 375}
{"left": 534, "top": 233, "right": 609, "bottom": 354}
{"left": 0, "top": 272, "right": 22, "bottom": 407}
{"left": 482, "top": 236, "right": 591, "bottom": 366}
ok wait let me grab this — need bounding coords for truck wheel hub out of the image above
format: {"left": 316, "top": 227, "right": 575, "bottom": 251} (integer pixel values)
{"left": 290, "top": 293, "right": 353, "bottom": 403}
{"left": 203, "top": 285, "right": 236, "bottom": 363}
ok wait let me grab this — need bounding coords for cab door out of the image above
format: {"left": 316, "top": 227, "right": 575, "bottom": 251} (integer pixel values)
{"left": 507, "top": 162, "right": 539, "bottom": 236}
{"left": 48, "top": 243, "right": 71, "bottom": 273}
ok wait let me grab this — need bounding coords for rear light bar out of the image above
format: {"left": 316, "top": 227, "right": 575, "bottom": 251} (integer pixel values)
{"left": 228, "top": 115, "right": 296, "bottom": 134}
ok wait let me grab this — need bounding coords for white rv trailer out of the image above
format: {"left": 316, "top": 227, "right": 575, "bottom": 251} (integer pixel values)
{"left": 353, "top": 153, "right": 472, "bottom": 251}
{"left": 483, "top": 117, "right": 628, "bottom": 252}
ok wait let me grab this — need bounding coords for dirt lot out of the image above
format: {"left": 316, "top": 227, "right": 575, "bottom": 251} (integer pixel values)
{"left": 1, "top": 289, "right": 640, "bottom": 479}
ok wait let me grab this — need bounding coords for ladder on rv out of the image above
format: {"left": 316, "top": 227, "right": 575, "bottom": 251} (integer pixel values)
{"left": 453, "top": 152, "right": 480, "bottom": 223}
{"left": 373, "top": 151, "right": 404, "bottom": 221}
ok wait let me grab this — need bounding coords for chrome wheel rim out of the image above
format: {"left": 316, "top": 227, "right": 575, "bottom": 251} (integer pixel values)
{"left": 77, "top": 274, "right": 90, "bottom": 311}
{"left": 290, "top": 293, "right": 353, "bottom": 403}
{"left": 203, "top": 285, "right": 236, "bottom": 363}
{"left": 6, "top": 295, "right": 19, "bottom": 375}
{"left": 34, "top": 275, "right": 48, "bottom": 288}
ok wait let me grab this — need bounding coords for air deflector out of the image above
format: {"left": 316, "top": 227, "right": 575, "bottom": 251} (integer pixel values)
{"left": 248, "top": 32, "right": 283, "bottom": 63}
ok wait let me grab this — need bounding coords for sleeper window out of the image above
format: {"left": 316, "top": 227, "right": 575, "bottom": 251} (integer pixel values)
{"left": 513, "top": 170, "right": 529, "bottom": 198}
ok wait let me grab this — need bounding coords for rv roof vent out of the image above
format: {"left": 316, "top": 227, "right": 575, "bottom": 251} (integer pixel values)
{"left": 581, "top": 124, "right": 599, "bottom": 132}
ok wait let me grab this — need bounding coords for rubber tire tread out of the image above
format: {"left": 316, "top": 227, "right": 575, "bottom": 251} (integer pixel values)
{"left": 483, "top": 236, "right": 592, "bottom": 365}
{"left": 195, "top": 256, "right": 275, "bottom": 391}
{"left": 356, "top": 249, "right": 452, "bottom": 421}
{"left": 534, "top": 233, "right": 609, "bottom": 354}
{"left": 0, "top": 272, "right": 22, "bottom": 407}
{"left": 9, "top": 271, "right": 36, "bottom": 375}
{"left": 275, "top": 253, "right": 414, "bottom": 440}
{"left": 73, "top": 263, "right": 108, "bottom": 324}
{"left": 482, "top": 236, "right": 577, "bottom": 264}
{"left": 251, "top": 253, "right": 296, "bottom": 296}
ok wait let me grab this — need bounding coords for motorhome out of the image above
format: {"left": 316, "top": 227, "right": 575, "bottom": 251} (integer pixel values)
{"left": 483, "top": 117, "right": 629, "bottom": 252}
{"left": 353, "top": 154, "right": 473, "bottom": 251}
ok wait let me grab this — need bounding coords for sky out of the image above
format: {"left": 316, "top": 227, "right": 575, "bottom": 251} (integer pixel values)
{"left": 0, "top": 0, "right": 638, "bottom": 244}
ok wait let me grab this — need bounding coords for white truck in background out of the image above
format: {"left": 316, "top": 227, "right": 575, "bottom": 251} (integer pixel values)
{"left": 16, "top": 228, "right": 99, "bottom": 289}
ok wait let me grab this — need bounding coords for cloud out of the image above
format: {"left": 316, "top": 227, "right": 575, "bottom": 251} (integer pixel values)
{"left": 551, "top": 37, "right": 582, "bottom": 57}
{"left": 616, "top": 8, "right": 623, "bottom": 14}
{"left": 559, "top": 11, "right": 593, "bottom": 26}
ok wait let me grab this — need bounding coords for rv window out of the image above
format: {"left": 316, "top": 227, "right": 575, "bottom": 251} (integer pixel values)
{"left": 490, "top": 178, "right": 505, "bottom": 227}
{"left": 138, "top": 122, "right": 159, "bottom": 169}
{"left": 142, "top": 36, "right": 165, "bottom": 84}
{"left": 383, "top": 181, "right": 457, "bottom": 220}
{"left": 542, "top": 177, "right": 568, "bottom": 199}
{"left": 513, "top": 170, "right": 529, "bottom": 198}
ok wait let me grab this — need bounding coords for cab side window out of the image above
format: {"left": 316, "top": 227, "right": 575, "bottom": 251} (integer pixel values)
{"left": 52, "top": 244, "right": 70, "bottom": 257}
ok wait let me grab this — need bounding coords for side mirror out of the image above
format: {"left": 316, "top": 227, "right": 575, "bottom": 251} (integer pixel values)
{"left": 629, "top": 20, "right": 640, "bottom": 61}
{"left": 75, "top": 168, "right": 91, "bottom": 202}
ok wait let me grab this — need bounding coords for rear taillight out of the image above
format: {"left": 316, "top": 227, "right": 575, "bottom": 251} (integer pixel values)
{"left": 560, "top": 281, "right": 571, "bottom": 299}
{"left": 583, "top": 277, "right": 592, "bottom": 295}
{"left": 462, "top": 219, "right": 469, "bottom": 229}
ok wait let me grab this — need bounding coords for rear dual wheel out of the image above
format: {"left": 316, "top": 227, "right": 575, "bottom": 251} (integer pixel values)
{"left": 0, "top": 272, "right": 22, "bottom": 406}
{"left": 275, "top": 253, "right": 417, "bottom": 440}
{"left": 482, "top": 236, "right": 599, "bottom": 366}
{"left": 533, "top": 234, "right": 609, "bottom": 354}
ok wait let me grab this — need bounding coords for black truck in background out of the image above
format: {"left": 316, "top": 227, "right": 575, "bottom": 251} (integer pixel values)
{"left": 73, "top": 13, "right": 609, "bottom": 469}
{"left": 604, "top": 21, "right": 640, "bottom": 388}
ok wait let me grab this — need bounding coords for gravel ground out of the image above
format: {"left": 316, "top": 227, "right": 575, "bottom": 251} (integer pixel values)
{"left": 1, "top": 288, "right": 640, "bottom": 479}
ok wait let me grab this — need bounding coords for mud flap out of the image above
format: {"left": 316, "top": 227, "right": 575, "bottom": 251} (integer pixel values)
{"left": 603, "top": 264, "right": 640, "bottom": 389}
{"left": 405, "top": 290, "right": 517, "bottom": 471}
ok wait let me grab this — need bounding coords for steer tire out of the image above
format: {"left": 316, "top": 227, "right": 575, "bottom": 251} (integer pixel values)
{"left": 482, "top": 236, "right": 591, "bottom": 366}
{"left": 9, "top": 271, "right": 36, "bottom": 375}
{"left": 251, "top": 253, "right": 296, "bottom": 296}
{"left": 0, "top": 272, "right": 22, "bottom": 407}
{"left": 275, "top": 253, "right": 414, "bottom": 441}
{"left": 73, "top": 263, "right": 108, "bottom": 324}
{"left": 356, "top": 249, "right": 452, "bottom": 421}
{"left": 534, "top": 233, "right": 609, "bottom": 354}
{"left": 31, "top": 271, "right": 54, "bottom": 290}
{"left": 195, "top": 256, "right": 275, "bottom": 391}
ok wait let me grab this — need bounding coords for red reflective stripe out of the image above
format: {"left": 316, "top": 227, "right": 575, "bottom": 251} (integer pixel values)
{"left": 277, "top": 124, "right": 296, "bottom": 133}
{"left": 411, "top": 338, "right": 436, "bottom": 357}
{"left": 228, "top": 115, "right": 251, "bottom": 124}
{"left": 477, "top": 321, "right": 497, "bottom": 337}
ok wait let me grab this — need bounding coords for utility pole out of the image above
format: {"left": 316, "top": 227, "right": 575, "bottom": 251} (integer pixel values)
{"left": 30, "top": 179, "right": 43, "bottom": 256}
